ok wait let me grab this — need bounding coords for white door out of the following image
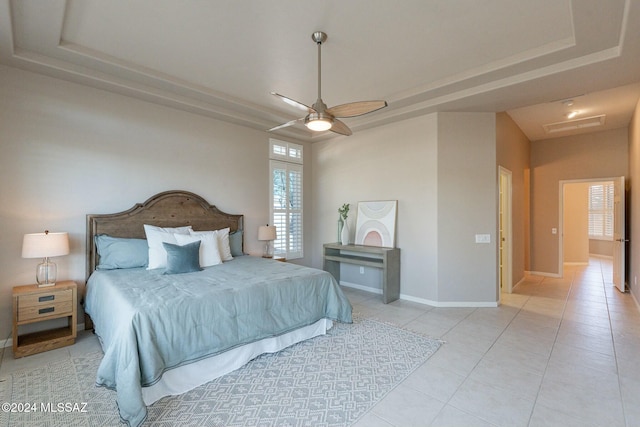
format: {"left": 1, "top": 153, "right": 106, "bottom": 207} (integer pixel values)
{"left": 613, "top": 176, "right": 626, "bottom": 292}
{"left": 499, "top": 167, "right": 513, "bottom": 294}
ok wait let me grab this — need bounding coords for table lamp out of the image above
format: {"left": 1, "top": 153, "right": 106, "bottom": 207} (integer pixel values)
{"left": 258, "top": 225, "right": 277, "bottom": 258}
{"left": 22, "top": 230, "right": 70, "bottom": 287}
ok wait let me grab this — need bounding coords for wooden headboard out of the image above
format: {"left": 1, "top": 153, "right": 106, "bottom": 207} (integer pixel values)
{"left": 86, "top": 190, "right": 243, "bottom": 278}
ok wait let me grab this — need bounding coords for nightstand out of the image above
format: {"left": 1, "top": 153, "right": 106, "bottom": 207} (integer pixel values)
{"left": 12, "top": 280, "right": 77, "bottom": 358}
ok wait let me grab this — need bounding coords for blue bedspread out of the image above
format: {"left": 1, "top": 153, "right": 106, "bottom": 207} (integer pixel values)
{"left": 84, "top": 256, "right": 352, "bottom": 427}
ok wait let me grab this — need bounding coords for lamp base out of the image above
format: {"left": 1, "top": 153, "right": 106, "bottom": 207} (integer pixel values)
{"left": 37, "top": 282, "right": 57, "bottom": 288}
{"left": 262, "top": 241, "right": 274, "bottom": 258}
{"left": 36, "top": 258, "right": 57, "bottom": 287}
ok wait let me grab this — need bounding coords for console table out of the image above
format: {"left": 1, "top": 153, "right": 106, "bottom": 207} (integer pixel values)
{"left": 323, "top": 243, "right": 400, "bottom": 303}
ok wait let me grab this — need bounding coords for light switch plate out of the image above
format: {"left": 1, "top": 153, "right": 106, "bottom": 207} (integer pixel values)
{"left": 475, "top": 234, "right": 491, "bottom": 243}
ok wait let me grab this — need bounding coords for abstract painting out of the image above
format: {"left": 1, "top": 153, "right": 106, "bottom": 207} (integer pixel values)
{"left": 355, "top": 200, "right": 397, "bottom": 247}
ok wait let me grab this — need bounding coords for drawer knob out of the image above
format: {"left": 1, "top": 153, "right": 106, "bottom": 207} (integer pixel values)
{"left": 38, "top": 307, "right": 55, "bottom": 314}
{"left": 38, "top": 295, "right": 55, "bottom": 302}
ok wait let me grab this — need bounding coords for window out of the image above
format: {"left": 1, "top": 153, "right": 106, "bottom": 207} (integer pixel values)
{"left": 269, "top": 140, "right": 303, "bottom": 259}
{"left": 588, "top": 182, "right": 614, "bottom": 240}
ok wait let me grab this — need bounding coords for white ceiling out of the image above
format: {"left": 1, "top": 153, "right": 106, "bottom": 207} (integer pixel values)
{"left": 1, "top": 0, "right": 640, "bottom": 142}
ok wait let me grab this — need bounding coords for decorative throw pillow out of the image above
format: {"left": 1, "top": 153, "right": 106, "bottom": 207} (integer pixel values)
{"left": 175, "top": 233, "right": 222, "bottom": 267}
{"left": 144, "top": 224, "right": 192, "bottom": 269}
{"left": 162, "top": 241, "right": 202, "bottom": 274}
{"left": 229, "top": 229, "right": 243, "bottom": 257}
{"left": 95, "top": 235, "right": 149, "bottom": 270}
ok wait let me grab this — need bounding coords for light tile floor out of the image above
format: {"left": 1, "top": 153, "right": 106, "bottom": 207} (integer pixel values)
{"left": 350, "top": 257, "right": 640, "bottom": 427}
{"left": 1, "top": 257, "right": 639, "bottom": 426}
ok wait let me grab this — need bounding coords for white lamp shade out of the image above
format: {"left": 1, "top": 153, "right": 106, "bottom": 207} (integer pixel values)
{"left": 22, "top": 232, "right": 70, "bottom": 258}
{"left": 258, "top": 225, "right": 277, "bottom": 241}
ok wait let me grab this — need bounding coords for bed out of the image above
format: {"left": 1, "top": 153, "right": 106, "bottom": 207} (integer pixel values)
{"left": 83, "top": 190, "right": 353, "bottom": 427}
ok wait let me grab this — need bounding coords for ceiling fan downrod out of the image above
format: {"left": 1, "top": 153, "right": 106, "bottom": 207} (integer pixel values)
{"left": 312, "top": 31, "right": 327, "bottom": 112}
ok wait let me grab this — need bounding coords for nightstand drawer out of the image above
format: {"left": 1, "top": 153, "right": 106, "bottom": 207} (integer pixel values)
{"left": 17, "top": 289, "right": 73, "bottom": 322}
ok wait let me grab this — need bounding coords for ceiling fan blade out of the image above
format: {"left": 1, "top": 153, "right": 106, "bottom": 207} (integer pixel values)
{"left": 271, "top": 92, "right": 315, "bottom": 114}
{"left": 327, "top": 100, "right": 388, "bottom": 118}
{"left": 268, "top": 118, "right": 304, "bottom": 132}
{"left": 330, "top": 119, "right": 352, "bottom": 136}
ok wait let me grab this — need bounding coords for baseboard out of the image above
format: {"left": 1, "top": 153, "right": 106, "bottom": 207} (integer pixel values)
{"left": 340, "top": 281, "right": 382, "bottom": 295}
{"left": 401, "top": 293, "right": 499, "bottom": 307}
{"left": 511, "top": 276, "right": 528, "bottom": 291}
{"left": 526, "top": 270, "right": 562, "bottom": 278}
{"left": 589, "top": 254, "right": 613, "bottom": 260}
{"left": 341, "top": 281, "right": 499, "bottom": 308}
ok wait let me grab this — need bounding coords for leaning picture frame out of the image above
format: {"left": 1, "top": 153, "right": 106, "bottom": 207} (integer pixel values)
{"left": 354, "top": 200, "right": 397, "bottom": 248}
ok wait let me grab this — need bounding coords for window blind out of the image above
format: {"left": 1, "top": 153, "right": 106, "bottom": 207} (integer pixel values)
{"left": 588, "top": 182, "right": 614, "bottom": 240}
{"left": 269, "top": 140, "right": 304, "bottom": 259}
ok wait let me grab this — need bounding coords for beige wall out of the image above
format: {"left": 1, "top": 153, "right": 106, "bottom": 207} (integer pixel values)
{"left": 311, "top": 114, "right": 440, "bottom": 301}
{"left": 497, "top": 112, "right": 531, "bottom": 285}
{"left": 629, "top": 97, "right": 640, "bottom": 300}
{"left": 563, "top": 182, "right": 589, "bottom": 263}
{"left": 590, "top": 239, "right": 613, "bottom": 257}
{"left": 312, "top": 112, "right": 498, "bottom": 305}
{"left": 530, "top": 128, "right": 629, "bottom": 275}
{"left": 0, "top": 65, "right": 313, "bottom": 340}
{"left": 437, "top": 112, "right": 498, "bottom": 304}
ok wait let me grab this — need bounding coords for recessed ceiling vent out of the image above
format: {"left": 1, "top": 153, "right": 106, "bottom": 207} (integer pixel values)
{"left": 543, "top": 114, "right": 606, "bottom": 134}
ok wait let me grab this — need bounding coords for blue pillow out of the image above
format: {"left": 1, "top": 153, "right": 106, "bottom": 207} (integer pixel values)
{"left": 229, "top": 229, "right": 244, "bottom": 257}
{"left": 95, "top": 235, "right": 148, "bottom": 270}
{"left": 162, "top": 241, "right": 202, "bottom": 274}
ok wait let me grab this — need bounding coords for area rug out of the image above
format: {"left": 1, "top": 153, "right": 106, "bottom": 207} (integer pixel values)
{"left": 0, "top": 318, "right": 441, "bottom": 426}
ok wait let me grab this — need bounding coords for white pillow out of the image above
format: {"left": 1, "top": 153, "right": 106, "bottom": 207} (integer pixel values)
{"left": 144, "top": 224, "right": 192, "bottom": 269}
{"left": 190, "top": 228, "right": 233, "bottom": 261}
{"left": 175, "top": 233, "right": 222, "bottom": 267}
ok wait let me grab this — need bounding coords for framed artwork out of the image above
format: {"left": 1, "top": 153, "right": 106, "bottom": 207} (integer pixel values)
{"left": 355, "top": 200, "right": 397, "bottom": 248}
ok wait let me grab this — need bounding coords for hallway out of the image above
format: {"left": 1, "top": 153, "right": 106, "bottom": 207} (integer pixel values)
{"left": 502, "top": 257, "right": 640, "bottom": 425}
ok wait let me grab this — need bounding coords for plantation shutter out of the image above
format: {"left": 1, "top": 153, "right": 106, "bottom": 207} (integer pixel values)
{"left": 269, "top": 140, "right": 303, "bottom": 259}
{"left": 588, "top": 182, "right": 614, "bottom": 240}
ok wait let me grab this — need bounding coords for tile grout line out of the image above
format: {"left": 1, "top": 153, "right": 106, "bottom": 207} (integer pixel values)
{"left": 601, "top": 258, "right": 628, "bottom": 427}
{"left": 525, "top": 269, "right": 574, "bottom": 426}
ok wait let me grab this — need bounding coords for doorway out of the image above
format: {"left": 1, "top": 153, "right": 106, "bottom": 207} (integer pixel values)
{"left": 559, "top": 177, "right": 625, "bottom": 290}
{"left": 499, "top": 167, "right": 513, "bottom": 294}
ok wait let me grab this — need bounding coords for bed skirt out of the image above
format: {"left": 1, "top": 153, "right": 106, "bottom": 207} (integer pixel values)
{"left": 142, "top": 318, "right": 333, "bottom": 405}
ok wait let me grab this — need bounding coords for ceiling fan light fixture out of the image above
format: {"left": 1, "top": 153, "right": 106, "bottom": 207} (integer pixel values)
{"left": 306, "top": 119, "right": 333, "bottom": 131}
{"left": 305, "top": 113, "right": 333, "bottom": 131}
{"left": 269, "top": 31, "right": 387, "bottom": 136}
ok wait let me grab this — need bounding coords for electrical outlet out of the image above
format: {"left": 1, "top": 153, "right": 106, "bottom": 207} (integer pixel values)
{"left": 359, "top": 266, "right": 365, "bottom": 274}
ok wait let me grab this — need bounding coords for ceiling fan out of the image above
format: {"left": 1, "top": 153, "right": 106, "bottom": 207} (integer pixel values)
{"left": 269, "top": 32, "right": 387, "bottom": 136}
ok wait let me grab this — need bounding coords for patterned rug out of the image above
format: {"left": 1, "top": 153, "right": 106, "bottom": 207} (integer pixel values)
{"left": 0, "top": 318, "right": 441, "bottom": 426}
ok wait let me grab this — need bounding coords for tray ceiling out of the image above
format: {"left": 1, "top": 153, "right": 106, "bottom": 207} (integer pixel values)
{"left": 1, "top": 0, "right": 639, "bottom": 141}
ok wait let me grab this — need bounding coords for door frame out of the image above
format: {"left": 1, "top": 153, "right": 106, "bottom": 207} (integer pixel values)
{"left": 613, "top": 175, "right": 626, "bottom": 292}
{"left": 499, "top": 167, "right": 513, "bottom": 295}
{"left": 558, "top": 177, "right": 623, "bottom": 280}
